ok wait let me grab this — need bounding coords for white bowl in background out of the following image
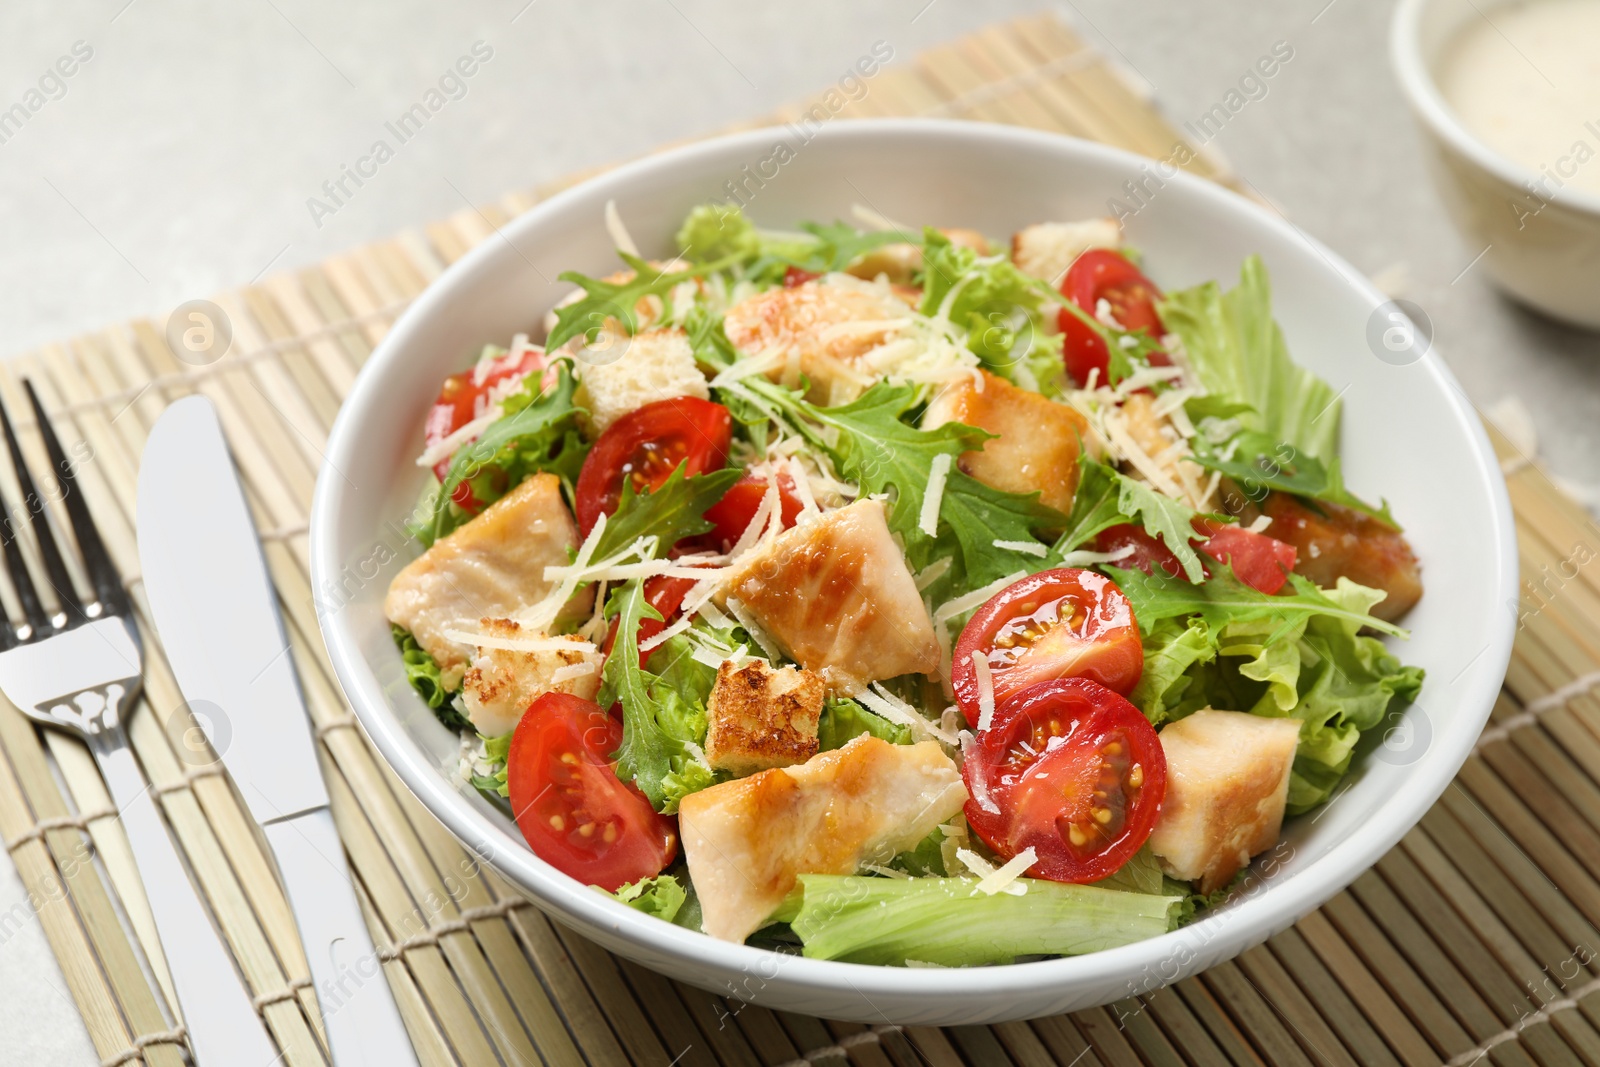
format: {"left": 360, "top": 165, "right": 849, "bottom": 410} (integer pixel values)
{"left": 310, "top": 119, "right": 1516, "bottom": 1024}
{"left": 1392, "top": 0, "right": 1600, "bottom": 329}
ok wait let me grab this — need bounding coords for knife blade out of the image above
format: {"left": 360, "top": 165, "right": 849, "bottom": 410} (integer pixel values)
{"left": 138, "top": 395, "right": 418, "bottom": 1067}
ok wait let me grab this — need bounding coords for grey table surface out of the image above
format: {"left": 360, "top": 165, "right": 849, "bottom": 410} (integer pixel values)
{"left": 1, "top": 1, "right": 1595, "bottom": 1063}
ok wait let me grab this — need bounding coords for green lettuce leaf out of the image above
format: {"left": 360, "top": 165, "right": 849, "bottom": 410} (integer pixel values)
{"left": 1048, "top": 457, "right": 1204, "bottom": 581}
{"left": 1127, "top": 617, "right": 1215, "bottom": 724}
{"left": 592, "top": 464, "right": 743, "bottom": 563}
{"left": 818, "top": 697, "right": 911, "bottom": 751}
{"left": 675, "top": 204, "right": 761, "bottom": 264}
{"left": 918, "top": 229, "right": 1048, "bottom": 370}
{"left": 546, "top": 251, "right": 740, "bottom": 352}
{"left": 1159, "top": 255, "right": 1341, "bottom": 464}
{"left": 391, "top": 625, "right": 471, "bottom": 729}
{"left": 601, "top": 581, "right": 717, "bottom": 813}
{"left": 1189, "top": 427, "right": 1396, "bottom": 527}
{"left": 778, "top": 874, "right": 1182, "bottom": 966}
{"left": 610, "top": 874, "right": 688, "bottom": 922}
{"left": 468, "top": 731, "right": 513, "bottom": 798}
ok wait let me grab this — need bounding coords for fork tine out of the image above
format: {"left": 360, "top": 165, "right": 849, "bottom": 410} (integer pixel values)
{"left": 24, "top": 381, "right": 127, "bottom": 618}
{"left": 0, "top": 391, "right": 83, "bottom": 625}
{"left": 0, "top": 484, "right": 41, "bottom": 645}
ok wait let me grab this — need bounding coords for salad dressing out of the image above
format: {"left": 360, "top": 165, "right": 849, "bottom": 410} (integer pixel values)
{"left": 1437, "top": 0, "right": 1600, "bottom": 196}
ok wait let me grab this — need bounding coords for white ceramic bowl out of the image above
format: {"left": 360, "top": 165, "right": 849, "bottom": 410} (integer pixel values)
{"left": 311, "top": 119, "right": 1517, "bottom": 1024}
{"left": 1392, "top": 0, "right": 1600, "bottom": 329}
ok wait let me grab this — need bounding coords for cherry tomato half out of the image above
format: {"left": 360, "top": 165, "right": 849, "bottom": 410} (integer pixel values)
{"left": 701, "top": 473, "right": 804, "bottom": 552}
{"left": 574, "top": 397, "right": 732, "bottom": 537}
{"left": 425, "top": 346, "right": 546, "bottom": 512}
{"left": 783, "top": 266, "right": 821, "bottom": 287}
{"left": 1058, "top": 250, "right": 1169, "bottom": 388}
{"left": 962, "top": 678, "right": 1166, "bottom": 883}
{"left": 507, "top": 692, "right": 677, "bottom": 891}
{"left": 1192, "top": 518, "right": 1297, "bottom": 595}
{"left": 952, "top": 568, "right": 1143, "bottom": 727}
{"left": 601, "top": 573, "right": 699, "bottom": 659}
{"left": 1094, "top": 520, "right": 1297, "bottom": 595}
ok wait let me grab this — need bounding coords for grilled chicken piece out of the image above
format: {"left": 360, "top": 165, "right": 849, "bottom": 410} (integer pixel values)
{"left": 715, "top": 500, "right": 940, "bottom": 693}
{"left": 384, "top": 473, "right": 590, "bottom": 680}
{"left": 1259, "top": 492, "right": 1423, "bottom": 622}
{"left": 722, "top": 275, "right": 918, "bottom": 405}
{"left": 678, "top": 735, "right": 967, "bottom": 942}
{"left": 460, "top": 619, "right": 602, "bottom": 737}
{"left": 1010, "top": 218, "right": 1121, "bottom": 283}
{"left": 845, "top": 227, "right": 992, "bottom": 285}
{"left": 704, "top": 660, "right": 826, "bottom": 776}
{"left": 1147, "top": 709, "right": 1301, "bottom": 895}
{"left": 922, "top": 369, "right": 1088, "bottom": 515}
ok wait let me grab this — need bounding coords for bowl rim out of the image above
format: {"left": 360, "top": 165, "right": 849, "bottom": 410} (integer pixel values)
{"left": 311, "top": 117, "right": 1517, "bottom": 1007}
{"left": 1390, "top": 0, "right": 1600, "bottom": 218}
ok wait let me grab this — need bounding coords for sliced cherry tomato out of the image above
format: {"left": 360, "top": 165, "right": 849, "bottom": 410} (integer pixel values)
{"left": 1193, "top": 518, "right": 1297, "bottom": 595}
{"left": 1094, "top": 520, "right": 1296, "bottom": 594}
{"left": 701, "top": 473, "right": 804, "bottom": 552}
{"left": 425, "top": 346, "right": 546, "bottom": 511}
{"left": 1058, "top": 250, "right": 1169, "bottom": 388}
{"left": 963, "top": 679, "right": 1166, "bottom": 883}
{"left": 601, "top": 573, "right": 699, "bottom": 659}
{"left": 507, "top": 692, "right": 677, "bottom": 891}
{"left": 952, "top": 568, "right": 1143, "bottom": 726}
{"left": 783, "top": 266, "right": 821, "bottom": 288}
{"left": 1093, "top": 523, "right": 1185, "bottom": 580}
{"left": 574, "top": 397, "right": 732, "bottom": 536}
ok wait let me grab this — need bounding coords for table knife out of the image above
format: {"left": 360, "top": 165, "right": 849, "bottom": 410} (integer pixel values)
{"left": 137, "top": 396, "right": 418, "bottom": 1067}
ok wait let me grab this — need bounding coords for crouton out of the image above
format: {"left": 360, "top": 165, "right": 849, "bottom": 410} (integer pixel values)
{"left": 384, "top": 473, "right": 590, "bottom": 680}
{"left": 922, "top": 369, "right": 1088, "bottom": 514}
{"left": 845, "top": 227, "right": 992, "bottom": 284}
{"left": 722, "top": 275, "right": 918, "bottom": 405}
{"left": 1147, "top": 709, "right": 1301, "bottom": 894}
{"left": 679, "top": 735, "right": 967, "bottom": 942}
{"left": 1010, "top": 218, "right": 1122, "bottom": 283}
{"left": 714, "top": 499, "right": 940, "bottom": 693}
{"left": 575, "top": 326, "right": 709, "bottom": 434}
{"left": 704, "top": 660, "right": 825, "bottom": 776}
{"left": 459, "top": 619, "right": 602, "bottom": 737}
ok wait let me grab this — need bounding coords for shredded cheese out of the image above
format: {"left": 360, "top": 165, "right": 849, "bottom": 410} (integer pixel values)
{"left": 971, "top": 651, "right": 996, "bottom": 732}
{"left": 1246, "top": 515, "right": 1273, "bottom": 534}
{"left": 914, "top": 557, "right": 952, "bottom": 592}
{"left": 955, "top": 848, "right": 1027, "bottom": 896}
{"left": 603, "top": 199, "right": 639, "bottom": 257}
{"left": 415, "top": 408, "right": 498, "bottom": 469}
{"left": 442, "top": 628, "right": 598, "bottom": 656}
{"left": 975, "top": 847, "right": 1036, "bottom": 896}
{"left": 862, "top": 864, "right": 910, "bottom": 880}
{"left": 992, "top": 539, "right": 1048, "bottom": 557}
{"left": 724, "top": 597, "right": 782, "bottom": 661}
{"left": 933, "top": 570, "right": 1028, "bottom": 628}
{"left": 919, "top": 453, "right": 951, "bottom": 537}
{"left": 1057, "top": 544, "right": 1136, "bottom": 568}
{"left": 857, "top": 685, "right": 958, "bottom": 746}
{"left": 637, "top": 614, "right": 695, "bottom": 655}
{"left": 550, "top": 660, "right": 597, "bottom": 683}
{"left": 520, "top": 514, "right": 609, "bottom": 631}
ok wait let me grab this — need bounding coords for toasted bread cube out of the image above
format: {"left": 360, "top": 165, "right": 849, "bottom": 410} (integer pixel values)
{"left": 845, "top": 227, "right": 992, "bottom": 284}
{"left": 460, "top": 619, "right": 602, "bottom": 737}
{"left": 715, "top": 499, "right": 940, "bottom": 693}
{"left": 1010, "top": 218, "right": 1121, "bottom": 283}
{"left": 922, "top": 369, "right": 1089, "bottom": 515}
{"left": 575, "top": 326, "right": 709, "bottom": 434}
{"left": 679, "top": 735, "right": 967, "bottom": 942}
{"left": 722, "top": 275, "right": 917, "bottom": 405}
{"left": 704, "top": 660, "right": 825, "bottom": 776}
{"left": 385, "top": 473, "right": 590, "bottom": 681}
{"left": 1147, "top": 709, "right": 1301, "bottom": 895}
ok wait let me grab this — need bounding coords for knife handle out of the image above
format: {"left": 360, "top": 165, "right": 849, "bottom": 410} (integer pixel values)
{"left": 264, "top": 808, "right": 419, "bottom": 1067}
{"left": 96, "top": 744, "right": 279, "bottom": 1065}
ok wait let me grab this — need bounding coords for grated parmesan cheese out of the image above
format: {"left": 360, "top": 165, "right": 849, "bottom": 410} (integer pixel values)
{"left": 955, "top": 848, "right": 1027, "bottom": 896}
{"left": 603, "top": 199, "right": 639, "bottom": 257}
{"left": 1246, "top": 515, "right": 1273, "bottom": 534}
{"left": 971, "top": 651, "right": 996, "bottom": 732}
{"left": 550, "top": 660, "right": 598, "bottom": 684}
{"left": 933, "top": 571, "right": 1028, "bottom": 629}
{"left": 857, "top": 684, "right": 958, "bottom": 746}
{"left": 441, "top": 627, "right": 598, "bottom": 657}
{"left": 975, "top": 847, "right": 1036, "bottom": 896}
{"left": 914, "top": 556, "right": 952, "bottom": 592}
{"left": 992, "top": 539, "right": 1048, "bottom": 557}
{"left": 920, "top": 453, "right": 952, "bottom": 537}
{"left": 862, "top": 864, "right": 911, "bottom": 880}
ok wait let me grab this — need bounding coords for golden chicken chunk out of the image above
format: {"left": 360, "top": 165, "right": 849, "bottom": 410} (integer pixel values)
{"left": 922, "top": 369, "right": 1088, "bottom": 515}
{"left": 704, "top": 660, "right": 826, "bottom": 776}
{"left": 715, "top": 500, "right": 940, "bottom": 693}
{"left": 678, "top": 735, "right": 967, "bottom": 942}
{"left": 1147, "top": 709, "right": 1301, "bottom": 895}
{"left": 384, "top": 473, "right": 590, "bottom": 680}
{"left": 721, "top": 275, "right": 917, "bottom": 405}
{"left": 1260, "top": 492, "right": 1423, "bottom": 622}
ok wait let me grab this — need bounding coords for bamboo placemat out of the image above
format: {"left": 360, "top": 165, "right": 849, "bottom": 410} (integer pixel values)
{"left": 3, "top": 11, "right": 1598, "bottom": 1067}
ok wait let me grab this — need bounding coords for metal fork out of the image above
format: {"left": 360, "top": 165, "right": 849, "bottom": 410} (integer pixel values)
{"left": 0, "top": 382, "right": 277, "bottom": 1066}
